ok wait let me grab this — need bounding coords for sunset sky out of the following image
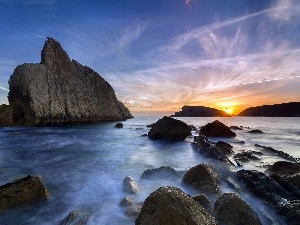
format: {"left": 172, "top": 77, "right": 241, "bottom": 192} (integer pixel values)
{"left": 0, "top": 0, "right": 300, "bottom": 115}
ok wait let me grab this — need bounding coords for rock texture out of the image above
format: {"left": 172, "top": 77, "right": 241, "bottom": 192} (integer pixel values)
{"left": 148, "top": 116, "right": 192, "bottom": 141}
{"left": 171, "top": 105, "right": 230, "bottom": 117}
{"left": 0, "top": 175, "right": 49, "bottom": 209}
{"left": 238, "top": 102, "right": 300, "bottom": 117}
{"left": 123, "top": 176, "right": 139, "bottom": 194}
{"left": 60, "top": 210, "right": 91, "bottom": 225}
{"left": 214, "top": 193, "right": 262, "bottom": 225}
{"left": 135, "top": 186, "right": 217, "bottom": 225}
{"left": 141, "top": 166, "right": 179, "bottom": 180}
{"left": 182, "top": 163, "right": 220, "bottom": 193}
{"left": 0, "top": 37, "right": 132, "bottom": 126}
{"left": 200, "top": 120, "right": 236, "bottom": 137}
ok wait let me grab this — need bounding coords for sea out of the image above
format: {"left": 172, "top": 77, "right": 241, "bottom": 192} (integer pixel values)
{"left": 0, "top": 116, "right": 299, "bottom": 225}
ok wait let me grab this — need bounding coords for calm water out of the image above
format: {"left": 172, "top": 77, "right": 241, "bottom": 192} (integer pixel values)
{"left": 0, "top": 116, "right": 299, "bottom": 224}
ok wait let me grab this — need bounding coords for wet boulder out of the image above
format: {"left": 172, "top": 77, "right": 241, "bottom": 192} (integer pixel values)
{"left": 135, "top": 186, "right": 217, "bottom": 225}
{"left": 141, "top": 166, "right": 179, "bottom": 180}
{"left": 182, "top": 163, "right": 220, "bottom": 193}
{"left": 60, "top": 210, "right": 91, "bottom": 225}
{"left": 214, "top": 193, "right": 262, "bottom": 225}
{"left": 148, "top": 116, "right": 192, "bottom": 141}
{"left": 214, "top": 141, "right": 234, "bottom": 154}
{"left": 233, "top": 151, "right": 261, "bottom": 164}
{"left": 123, "top": 176, "right": 139, "bottom": 194}
{"left": 0, "top": 175, "right": 49, "bottom": 209}
{"left": 200, "top": 120, "right": 236, "bottom": 137}
{"left": 114, "top": 122, "right": 123, "bottom": 128}
{"left": 192, "top": 194, "right": 211, "bottom": 211}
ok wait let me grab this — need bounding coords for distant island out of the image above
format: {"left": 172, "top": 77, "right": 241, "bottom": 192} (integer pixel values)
{"left": 0, "top": 37, "right": 132, "bottom": 126}
{"left": 171, "top": 106, "right": 231, "bottom": 117}
{"left": 238, "top": 102, "right": 300, "bottom": 117}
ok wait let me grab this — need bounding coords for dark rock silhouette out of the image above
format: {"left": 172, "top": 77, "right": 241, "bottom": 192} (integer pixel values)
{"left": 200, "top": 120, "right": 236, "bottom": 137}
{"left": 148, "top": 116, "right": 192, "bottom": 141}
{"left": 115, "top": 122, "right": 123, "bottom": 128}
{"left": 0, "top": 37, "right": 132, "bottom": 126}
{"left": 0, "top": 175, "right": 49, "bottom": 209}
{"left": 238, "top": 102, "right": 300, "bottom": 117}
{"left": 135, "top": 186, "right": 217, "bottom": 225}
{"left": 172, "top": 105, "right": 230, "bottom": 117}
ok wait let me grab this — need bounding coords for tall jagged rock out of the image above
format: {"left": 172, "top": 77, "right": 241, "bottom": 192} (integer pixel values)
{"left": 0, "top": 37, "right": 133, "bottom": 126}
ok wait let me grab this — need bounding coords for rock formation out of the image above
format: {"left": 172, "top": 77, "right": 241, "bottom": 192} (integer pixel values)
{"left": 214, "top": 193, "right": 262, "bottom": 225}
{"left": 123, "top": 176, "right": 139, "bottom": 194}
{"left": 200, "top": 120, "right": 236, "bottom": 137}
{"left": 148, "top": 116, "right": 192, "bottom": 141}
{"left": 238, "top": 102, "right": 300, "bottom": 117}
{"left": 0, "top": 37, "right": 132, "bottom": 126}
{"left": 0, "top": 175, "right": 49, "bottom": 209}
{"left": 135, "top": 186, "right": 217, "bottom": 225}
{"left": 141, "top": 166, "right": 179, "bottom": 180}
{"left": 171, "top": 105, "right": 230, "bottom": 117}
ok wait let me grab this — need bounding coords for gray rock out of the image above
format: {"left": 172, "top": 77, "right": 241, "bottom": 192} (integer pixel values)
{"left": 125, "top": 203, "right": 143, "bottom": 216}
{"left": 182, "top": 163, "right": 220, "bottom": 193}
{"left": 135, "top": 186, "right": 217, "bottom": 225}
{"left": 214, "top": 193, "right": 262, "bottom": 225}
{"left": 148, "top": 116, "right": 192, "bottom": 141}
{"left": 60, "top": 210, "right": 91, "bottom": 225}
{"left": 0, "top": 37, "right": 132, "bottom": 126}
{"left": 141, "top": 166, "right": 179, "bottom": 180}
{"left": 0, "top": 175, "right": 49, "bottom": 209}
{"left": 120, "top": 196, "right": 135, "bottom": 206}
{"left": 123, "top": 176, "right": 139, "bottom": 194}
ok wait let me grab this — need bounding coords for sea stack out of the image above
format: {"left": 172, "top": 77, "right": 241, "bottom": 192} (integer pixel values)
{"left": 0, "top": 37, "right": 133, "bottom": 126}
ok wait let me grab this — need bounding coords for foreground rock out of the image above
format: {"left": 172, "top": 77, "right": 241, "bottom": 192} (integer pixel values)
{"left": 238, "top": 102, "right": 300, "bottom": 117}
{"left": 267, "top": 161, "right": 300, "bottom": 189}
{"left": 0, "top": 175, "right": 49, "bottom": 209}
{"left": 182, "top": 163, "right": 220, "bottom": 193}
{"left": 135, "top": 186, "right": 217, "bottom": 225}
{"left": 0, "top": 37, "right": 132, "bottom": 127}
{"left": 200, "top": 120, "right": 236, "bottom": 137}
{"left": 237, "top": 169, "right": 300, "bottom": 225}
{"left": 123, "top": 176, "right": 139, "bottom": 194}
{"left": 60, "top": 210, "right": 91, "bottom": 225}
{"left": 148, "top": 116, "right": 192, "bottom": 141}
{"left": 171, "top": 105, "right": 230, "bottom": 117}
{"left": 214, "top": 193, "right": 262, "bottom": 225}
{"left": 141, "top": 166, "right": 179, "bottom": 180}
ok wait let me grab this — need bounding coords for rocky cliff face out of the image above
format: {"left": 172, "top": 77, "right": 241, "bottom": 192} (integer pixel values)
{"left": 238, "top": 102, "right": 300, "bottom": 117}
{"left": 172, "top": 106, "right": 230, "bottom": 117}
{"left": 0, "top": 37, "right": 133, "bottom": 126}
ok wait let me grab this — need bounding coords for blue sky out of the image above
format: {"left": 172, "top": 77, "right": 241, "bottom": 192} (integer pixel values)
{"left": 1, "top": 0, "right": 300, "bottom": 115}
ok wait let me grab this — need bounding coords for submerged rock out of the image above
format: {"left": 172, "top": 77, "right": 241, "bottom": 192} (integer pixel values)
{"left": 255, "top": 144, "right": 299, "bottom": 162}
{"left": 214, "top": 141, "right": 234, "bottom": 154}
{"left": 60, "top": 210, "right": 91, "bottom": 225}
{"left": 248, "top": 129, "right": 263, "bottom": 133}
{"left": 230, "top": 126, "right": 243, "bottom": 130}
{"left": 233, "top": 151, "right": 261, "bottom": 164}
{"left": 0, "top": 37, "right": 132, "bottom": 127}
{"left": 0, "top": 175, "right": 49, "bottom": 209}
{"left": 148, "top": 116, "right": 192, "bottom": 141}
{"left": 182, "top": 163, "right": 220, "bottom": 193}
{"left": 114, "top": 122, "right": 123, "bottom": 128}
{"left": 123, "top": 176, "right": 139, "bottom": 194}
{"left": 200, "top": 120, "right": 236, "bottom": 137}
{"left": 141, "top": 166, "right": 179, "bottom": 180}
{"left": 214, "top": 193, "right": 262, "bottom": 225}
{"left": 135, "top": 186, "right": 217, "bottom": 225}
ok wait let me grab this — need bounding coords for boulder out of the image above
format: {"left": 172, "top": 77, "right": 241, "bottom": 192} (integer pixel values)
{"left": 148, "top": 116, "right": 192, "bottom": 141}
{"left": 125, "top": 203, "right": 143, "bottom": 216}
{"left": 120, "top": 196, "right": 135, "bottom": 207}
{"left": 248, "top": 129, "right": 263, "bottom": 133}
{"left": 0, "top": 37, "right": 132, "bottom": 127}
{"left": 182, "top": 163, "right": 220, "bottom": 193}
{"left": 200, "top": 120, "right": 236, "bottom": 137}
{"left": 141, "top": 166, "right": 178, "bottom": 180}
{"left": 123, "top": 176, "right": 139, "bottom": 194}
{"left": 214, "top": 193, "right": 262, "bottom": 225}
{"left": 214, "top": 141, "right": 233, "bottom": 154}
{"left": 233, "top": 151, "right": 261, "bottom": 163}
{"left": 60, "top": 210, "right": 91, "bottom": 225}
{"left": 267, "top": 161, "right": 300, "bottom": 189}
{"left": 192, "top": 194, "right": 211, "bottom": 211}
{"left": 0, "top": 175, "right": 49, "bottom": 209}
{"left": 114, "top": 122, "right": 123, "bottom": 128}
{"left": 135, "top": 186, "right": 217, "bottom": 225}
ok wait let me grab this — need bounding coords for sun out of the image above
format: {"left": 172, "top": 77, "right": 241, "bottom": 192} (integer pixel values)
{"left": 224, "top": 107, "right": 233, "bottom": 115}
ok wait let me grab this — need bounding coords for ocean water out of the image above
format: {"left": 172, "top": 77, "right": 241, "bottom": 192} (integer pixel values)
{"left": 0, "top": 116, "right": 299, "bottom": 225}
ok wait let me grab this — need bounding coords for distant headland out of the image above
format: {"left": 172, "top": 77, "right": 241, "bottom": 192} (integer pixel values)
{"left": 238, "top": 102, "right": 300, "bottom": 117}
{"left": 0, "top": 37, "right": 133, "bottom": 126}
{"left": 171, "top": 105, "right": 231, "bottom": 117}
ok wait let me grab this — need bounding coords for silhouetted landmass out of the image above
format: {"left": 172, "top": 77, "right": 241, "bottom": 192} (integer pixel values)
{"left": 238, "top": 102, "right": 300, "bottom": 117}
{"left": 171, "top": 106, "right": 230, "bottom": 117}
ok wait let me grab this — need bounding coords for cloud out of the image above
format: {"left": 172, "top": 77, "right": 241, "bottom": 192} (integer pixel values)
{"left": 268, "top": 0, "right": 300, "bottom": 22}
{"left": 185, "top": 0, "right": 191, "bottom": 5}
{"left": 0, "top": 85, "right": 9, "bottom": 91}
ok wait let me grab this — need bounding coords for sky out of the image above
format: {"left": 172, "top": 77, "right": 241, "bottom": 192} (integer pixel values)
{"left": 0, "top": 0, "right": 300, "bottom": 116}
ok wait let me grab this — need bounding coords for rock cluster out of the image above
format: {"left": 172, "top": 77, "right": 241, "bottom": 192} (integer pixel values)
{"left": 148, "top": 116, "right": 192, "bottom": 141}
{"left": 0, "top": 175, "right": 49, "bottom": 209}
{"left": 0, "top": 37, "right": 132, "bottom": 126}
